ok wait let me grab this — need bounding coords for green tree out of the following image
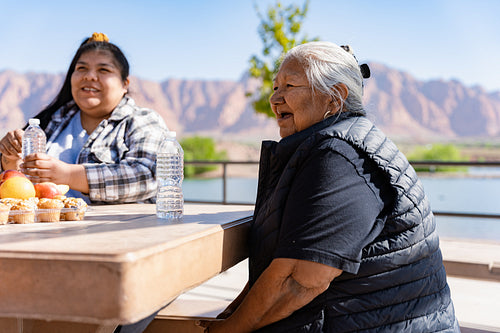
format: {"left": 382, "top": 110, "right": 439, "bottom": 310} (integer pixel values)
{"left": 248, "top": 0, "right": 317, "bottom": 117}
{"left": 180, "top": 136, "right": 227, "bottom": 178}
{"left": 407, "top": 143, "right": 468, "bottom": 172}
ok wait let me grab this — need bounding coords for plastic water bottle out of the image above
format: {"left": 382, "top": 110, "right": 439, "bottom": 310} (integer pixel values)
{"left": 22, "top": 118, "right": 46, "bottom": 158}
{"left": 156, "top": 131, "right": 184, "bottom": 219}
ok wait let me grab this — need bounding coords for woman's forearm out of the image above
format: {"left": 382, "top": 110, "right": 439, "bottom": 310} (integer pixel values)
{"left": 84, "top": 163, "right": 157, "bottom": 202}
{"left": 68, "top": 164, "right": 89, "bottom": 194}
{"left": 212, "top": 258, "right": 341, "bottom": 332}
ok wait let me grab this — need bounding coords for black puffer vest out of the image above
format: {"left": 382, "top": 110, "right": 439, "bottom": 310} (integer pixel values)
{"left": 249, "top": 115, "right": 459, "bottom": 332}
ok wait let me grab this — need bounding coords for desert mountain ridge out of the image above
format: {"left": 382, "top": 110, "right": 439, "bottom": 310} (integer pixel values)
{"left": 1, "top": 62, "right": 500, "bottom": 144}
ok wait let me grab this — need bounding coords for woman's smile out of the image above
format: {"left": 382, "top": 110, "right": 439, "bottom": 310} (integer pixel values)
{"left": 79, "top": 86, "right": 101, "bottom": 97}
{"left": 277, "top": 110, "right": 293, "bottom": 121}
{"left": 82, "top": 87, "right": 99, "bottom": 92}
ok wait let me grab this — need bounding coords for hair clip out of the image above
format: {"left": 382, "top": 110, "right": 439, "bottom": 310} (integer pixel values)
{"left": 88, "top": 32, "right": 109, "bottom": 43}
{"left": 340, "top": 44, "right": 370, "bottom": 79}
{"left": 360, "top": 64, "right": 370, "bottom": 79}
{"left": 340, "top": 45, "right": 353, "bottom": 54}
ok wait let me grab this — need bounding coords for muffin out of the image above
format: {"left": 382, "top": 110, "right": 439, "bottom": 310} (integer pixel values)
{"left": 8, "top": 199, "right": 37, "bottom": 224}
{"left": 61, "top": 197, "right": 87, "bottom": 221}
{"left": 37, "top": 198, "right": 64, "bottom": 222}
{"left": 1, "top": 198, "right": 22, "bottom": 207}
{"left": 0, "top": 203, "right": 10, "bottom": 224}
{"left": 27, "top": 197, "right": 39, "bottom": 206}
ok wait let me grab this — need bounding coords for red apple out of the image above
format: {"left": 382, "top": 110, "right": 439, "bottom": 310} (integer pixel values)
{"left": 0, "top": 169, "right": 27, "bottom": 185}
{"left": 34, "top": 182, "right": 62, "bottom": 199}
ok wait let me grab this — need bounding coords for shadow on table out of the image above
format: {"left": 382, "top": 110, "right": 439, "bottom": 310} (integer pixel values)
{"left": 0, "top": 209, "right": 253, "bottom": 247}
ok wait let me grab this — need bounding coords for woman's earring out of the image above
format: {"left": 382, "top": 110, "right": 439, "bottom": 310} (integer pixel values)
{"left": 323, "top": 110, "right": 332, "bottom": 119}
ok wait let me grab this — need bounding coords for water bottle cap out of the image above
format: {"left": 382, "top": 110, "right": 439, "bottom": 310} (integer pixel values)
{"left": 166, "top": 131, "right": 176, "bottom": 138}
{"left": 29, "top": 118, "right": 40, "bottom": 126}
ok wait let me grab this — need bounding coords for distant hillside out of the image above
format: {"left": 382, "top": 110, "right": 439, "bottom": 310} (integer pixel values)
{"left": 1, "top": 63, "right": 500, "bottom": 143}
{"left": 363, "top": 63, "right": 500, "bottom": 140}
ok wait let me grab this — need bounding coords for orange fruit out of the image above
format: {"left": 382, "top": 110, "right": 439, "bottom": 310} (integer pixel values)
{"left": 0, "top": 176, "right": 36, "bottom": 199}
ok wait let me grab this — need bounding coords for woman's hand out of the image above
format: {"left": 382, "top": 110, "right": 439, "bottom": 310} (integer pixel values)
{"left": 196, "top": 282, "right": 251, "bottom": 332}
{"left": 216, "top": 307, "right": 235, "bottom": 320}
{"left": 196, "top": 319, "right": 226, "bottom": 333}
{"left": 20, "top": 153, "right": 89, "bottom": 193}
{"left": 0, "top": 129, "right": 24, "bottom": 170}
{"left": 196, "top": 282, "right": 248, "bottom": 331}
{"left": 217, "top": 282, "right": 249, "bottom": 319}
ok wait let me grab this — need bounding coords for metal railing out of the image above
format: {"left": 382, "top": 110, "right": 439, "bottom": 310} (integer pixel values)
{"left": 185, "top": 160, "right": 257, "bottom": 206}
{"left": 184, "top": 160, "right": 500, "bottom": 220}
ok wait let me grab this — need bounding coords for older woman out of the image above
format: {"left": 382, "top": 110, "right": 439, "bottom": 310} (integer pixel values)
{"left": 0, "top": 33, "right": 168, "bottom": 204}
{"left": 200, "top": 41, "right": 459, "bottom": 332}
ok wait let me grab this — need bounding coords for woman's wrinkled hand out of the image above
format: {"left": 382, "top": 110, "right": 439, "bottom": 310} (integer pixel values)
{"left": 20, "top": 153, "right": 71, "bottom": 185}
{"left": 193, "top": 304, "right": 235, "bottom": 332}
{"left": 0, "top": 129, "right": 24, "bottom": 169}
{"left": 195, "top": 319, "right": 227, "bottom": 333}
{"left": 215, "top": 306, "right": 235, "bottom": 320}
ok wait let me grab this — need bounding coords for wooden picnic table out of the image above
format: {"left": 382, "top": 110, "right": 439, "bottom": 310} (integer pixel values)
{"left": 0, "top": 203, "right": 253, "bottom": 333}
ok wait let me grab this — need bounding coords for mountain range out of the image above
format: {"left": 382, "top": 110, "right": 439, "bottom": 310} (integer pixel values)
{"left": 1, "top": 63, "right": 500, "bottom": 143}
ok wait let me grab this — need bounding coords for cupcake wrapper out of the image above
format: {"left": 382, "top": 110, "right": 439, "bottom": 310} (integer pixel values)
{"left": 8, "top": 211, "right": 36, "bottom": 224}
{"left": 61, "top": 208, "right": 86, "bottom": 221}
{"left": 5, "top": 207, "right": 86, "bottom": 224}
{"left": 36, "top": 209, "right": 62, "bottom": 223}
{"left": 0, "top": 211, "right": 9, "bottom": 224}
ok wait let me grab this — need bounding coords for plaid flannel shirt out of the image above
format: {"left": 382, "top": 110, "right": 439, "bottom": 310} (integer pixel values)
{"left": 45, "top": 96, "right": 169, "bottom": 204}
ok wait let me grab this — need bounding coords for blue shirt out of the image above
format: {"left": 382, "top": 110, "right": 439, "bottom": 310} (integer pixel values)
{"left": 46, "top": 110, "right": 90, "bottom": 201}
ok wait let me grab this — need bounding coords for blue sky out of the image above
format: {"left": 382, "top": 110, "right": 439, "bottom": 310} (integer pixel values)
{"left": 1, "top": 0, "right": 499, "bottom": 92}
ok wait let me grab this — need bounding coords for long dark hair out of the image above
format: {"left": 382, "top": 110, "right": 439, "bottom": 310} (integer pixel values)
{"left": 32, "top": 36, "right": 130, "bottom": 130}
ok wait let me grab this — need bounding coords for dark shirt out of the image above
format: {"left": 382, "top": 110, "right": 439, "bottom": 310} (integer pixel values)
{"left": 274, "top": 139, "right": 393, "bottom": 274}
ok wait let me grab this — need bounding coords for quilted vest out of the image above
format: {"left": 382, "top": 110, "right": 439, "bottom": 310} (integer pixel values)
{"left": 249, "top": 115, "right": 459, "bottom": 332}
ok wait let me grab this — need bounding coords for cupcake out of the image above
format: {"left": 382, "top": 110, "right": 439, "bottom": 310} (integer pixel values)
{"left": 61, "top": 197, "right": 87, "bottom": 221}
{"left": 37, "top": 198, "right": 64, "bottom": 222}
{"left": 8, "top": 199, "right": 37, "bottom": 224}
{"left": 0, "top": 203, "right": 10, "bottom": 224}
{"left": 1, "top": 198, "right": 22, "bottom": 207}
{"left": 27, "top": 197, "right": 39, "bottom": 206}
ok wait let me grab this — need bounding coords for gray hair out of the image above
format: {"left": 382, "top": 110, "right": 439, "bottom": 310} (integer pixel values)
{"left": 283, "top": 41, "right": 365, "bottom": 115}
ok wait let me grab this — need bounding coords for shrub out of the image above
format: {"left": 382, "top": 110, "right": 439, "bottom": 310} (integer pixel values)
{"left": 180, "top": 136, "right": 227, "bottom": 178}
{"left": 407, "top": 143, "right": 468, "bottom": 172}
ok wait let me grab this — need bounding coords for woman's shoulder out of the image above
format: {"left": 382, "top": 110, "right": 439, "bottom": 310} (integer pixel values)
{"left": 131, "top": 105, "right": 165, "bottom": 122}
{"left": 313, "top": 138, "right": 364, "bottom": 165}
{"left": 121, "top": 96, "right": 158, "bottom": 116}
{"left": 312, "top": 115, "right": 392, "bottom": 154}
{"left": 113, "top": 97, "right": 168, "bottom": 129}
